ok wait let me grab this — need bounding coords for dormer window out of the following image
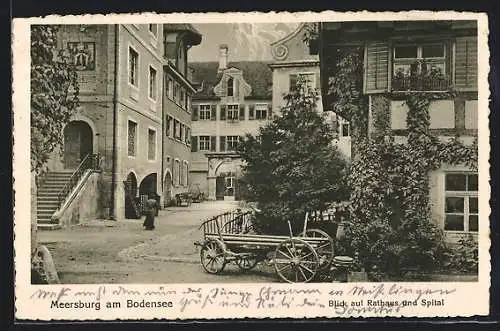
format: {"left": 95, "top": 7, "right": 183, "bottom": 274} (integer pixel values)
{"left": 392, "top": 43, "right": 450, "bottom": 91}
{"left": 227, "top": 77, "right": 234, "bottom": 96}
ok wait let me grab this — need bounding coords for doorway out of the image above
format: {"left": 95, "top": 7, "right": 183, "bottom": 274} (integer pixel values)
{"left": 63, "top": 120, "right": 93, "bottom": 169}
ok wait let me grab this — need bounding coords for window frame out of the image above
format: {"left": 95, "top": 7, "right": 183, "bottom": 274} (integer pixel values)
{"left": 127, "top": 119, "right": 138, "bottom": 158}
{"left": 291, "top": 72, "right": 316, "bottom": 94}
{"left": 128, "top": 45, "right": 139, "bottom": 88}
{"left": 392, "top": 42, "right": 449, "bottom": 91}
{"left": 167, "top": 78, "right": 174, "bottom": 100}
{"left": 199, "top": 104, "right": 212, "bottom": 120}
{"left": 444, "top": 172, "right": 479, "bottom": 233}
{"left": 226, "top": 135, "right": 240, "bottom": 151}
{"left": 148, "top": 65, "right": 158, "bottom": 102}
{"left": 227, "top": 77, "right": 234, "bottom": 97}
{"left": 147, "top": 127, "right": 157, "bottom": 161}
{"left": 255, "top": 104, "right": 268, "bottom": 120}
{"left": 227, "top": 104, "right": 239, "bottom": 121}
{"left": 199, "top": 136, "right": 211, "bottom": 151}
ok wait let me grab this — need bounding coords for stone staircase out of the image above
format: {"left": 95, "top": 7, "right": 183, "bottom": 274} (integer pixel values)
{"left": 37, "top": 170, "right": 74, "bottom": 230}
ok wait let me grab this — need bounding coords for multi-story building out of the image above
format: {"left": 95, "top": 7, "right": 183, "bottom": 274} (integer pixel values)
{"left": 161, "top": 24, "right": 202, "bottom": 206}
{"left": 269, "top": 22, "right": 351, "bottom": 159}
{"left": 313, "top": 20, "right": 479, "bottom": 239}
{"left": 38, "top": 24, "right": 202, "bottom": 227}
{"left": 189, "top": 45, "right": 273, "bottom": 200}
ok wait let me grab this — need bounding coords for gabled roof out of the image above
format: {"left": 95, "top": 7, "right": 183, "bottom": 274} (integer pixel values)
{"left": 189, "top": 61, "right": 273, "bottom": 100}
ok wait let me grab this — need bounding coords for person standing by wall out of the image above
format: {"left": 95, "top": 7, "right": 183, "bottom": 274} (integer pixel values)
{"left": 143, "top": 197, "right": 158, "bottom": 230}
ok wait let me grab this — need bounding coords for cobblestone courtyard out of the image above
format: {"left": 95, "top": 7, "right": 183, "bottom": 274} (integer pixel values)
{"left": 38, "top": 201, "right": 277, "bottom": 284}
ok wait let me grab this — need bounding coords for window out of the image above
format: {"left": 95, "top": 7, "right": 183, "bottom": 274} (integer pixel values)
{"left": 175, "top": 121, "right": 181, "bottom": 140}
{"left": 226, "top": 136, "right": 239, "bottom": 151}
{"left": 392, "top": 43, "right": 448, "bottom": 91}
{"left": 227, "top": 77, "right": 234, "bottom": 96}
{"left": 341, "top": 123, "right": 350, "bottom": 137}
{"left": 183, "top": 162, "right": 189, "bottom": 186}
{"left": 173, "top": 83, "right": 179, "bottom": 104}
{"left": 199, "top": 105, "right": 211, "bottom": 120}
{"left": 165, "top": 116, "right": 172, "bottom": 137}
{"left": 199, "top": 136, "right": 211, "bottom": 151}
{"left": 255, "top": 104, "right": 268, "bottom": 120}
{"left": 148, "top": 24, "right": 158, "bottom": 37}
{"left": 127, "top": 120, "right": 137, "bottom": 157}
{"left": 185, "top": 127, "right": 191, "bottom": 145}
{"left": 168, "top": 78, "right": 173, "bottom": 99}
{"left": 225, "top": 173, "right": 235, "bottom": 196}
{"left": 148, "top": 66, "right": 157, "bottom": 101}
{"left": 186, "top": 94, "right": 191, "bottom": 113}
{"left": 290, "top": 73, "right": 315, "bottom": 94}
{"left": 444, "top": 173, "right": 478, "bottom": 232}
{"left": 174, "top": 160, "right": 181, "bottom": 186}
{"left": 128, "top": 47, "right": 139, "bottom": 86}
{"left": 180, "top": 89, "right": 186, "bottom": 109}
{"left": 147, "top": 129, "right": 156, "bottom": 160}
{"left": 227, "top": 104, "right": 239, "bottom": 120}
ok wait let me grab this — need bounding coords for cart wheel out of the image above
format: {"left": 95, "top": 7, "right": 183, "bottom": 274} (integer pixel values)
{"left": 236, "top": 254, "right": 258, "bottom": 270}
{"left": 200, "top": 239, "right": 227, "bottom": 274}
{"left": 274, "top": 238, "right": 319, "bottom": 283}
{"left": 301, "top": 229, "right": 335, "bottom": 270}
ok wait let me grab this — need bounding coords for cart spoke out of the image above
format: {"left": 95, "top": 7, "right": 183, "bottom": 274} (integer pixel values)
{"left": 300, "top": 251, "right": 315, "bottom": 260}
{"left": 299, "top": 264, "right": 314, "bottom": 274}
{"left": 277, "top": 263, "right": 292, "bottom": 273}
{"left": 285, "top": 245, "right": 295, "bottom": 259}
{"left": 277, "top": 249, "right": 292, "bottom": 260}
{"left": 298, "top": 265, "right": 308, "bottom": 281}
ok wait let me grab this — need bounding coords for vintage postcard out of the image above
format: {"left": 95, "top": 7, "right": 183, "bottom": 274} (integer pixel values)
{"left": 13, "top": 11, "right": 490, "bottom": 320}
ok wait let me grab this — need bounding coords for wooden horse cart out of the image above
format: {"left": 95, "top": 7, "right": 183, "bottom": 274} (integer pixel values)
{"left": 194, "top": 210, "right": 335, "bottom": 283}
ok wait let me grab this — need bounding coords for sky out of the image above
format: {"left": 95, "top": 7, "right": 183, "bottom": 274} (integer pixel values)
{"left": 189, "top": 23, "right": 301, "bottom": 62}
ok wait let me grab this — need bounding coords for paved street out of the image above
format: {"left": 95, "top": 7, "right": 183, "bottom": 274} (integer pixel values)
{"left": 38, "top": 201, "right": 276, "bottom": 284}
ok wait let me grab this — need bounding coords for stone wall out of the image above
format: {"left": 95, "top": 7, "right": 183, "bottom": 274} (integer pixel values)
{"left": 54, "top": 172, "right": 101, "bottom": 227}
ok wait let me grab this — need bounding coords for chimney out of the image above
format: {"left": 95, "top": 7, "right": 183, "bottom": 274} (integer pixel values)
{"left": 218, "top": 44, "right": 228, "bottom": 72}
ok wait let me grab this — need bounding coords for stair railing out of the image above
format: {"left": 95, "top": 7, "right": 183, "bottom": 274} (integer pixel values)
{"left": 57, "top": 153, "right": 101, "bottom": 209}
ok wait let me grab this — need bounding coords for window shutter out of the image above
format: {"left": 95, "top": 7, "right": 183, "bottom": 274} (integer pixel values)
{"left": 315, "top": 73, "right": 320, "bottom": 91}
{"left": 191, "top": 136, "right": 198, "bottom": 152}
{"left": 192, "top": 105, "right": 198, "bottom": 121}
{"left": 211, "top": 105, "right": 217, "bottom": 121}
{"left": 289, "top": 74, "right": 298, "bottom": 92}
{"left": 239, "top": 104, "right": 245, "bottom": 120}
{"left": 210, "top": 136, "right": 216, "bottom": 152}
{"left": 267, "top": 104, "right": 273, "bottom": 120}
{"left": 455, "top": 36, "right": 477, "bottom": 90}
{"left": 249, "top": 105, "right": 255, "bottom": 120}
{"left": 220, "top": 105, "right": 226, "bottom": 120}
{"left": 365, "top": 42, "right": 389, "bottom": 93}
{"left": 219, "top": 136, "right": 226, "bottom": 152}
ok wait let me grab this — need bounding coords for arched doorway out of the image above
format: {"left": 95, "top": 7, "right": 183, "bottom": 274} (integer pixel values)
{"left": 139, "top": 173, "right": 159, "bottom": 214}
{"left": 63, "top": 120, "right": 93, "bottom": 169}
{"left": 163, "top": 172, "right": 172, "bottom": 207}
{"left": 124, "top": 172, "right": 140, "bottom": 219}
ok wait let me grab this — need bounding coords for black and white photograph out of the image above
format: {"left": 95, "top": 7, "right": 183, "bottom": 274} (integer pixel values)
{"left": 14, "top": 11, "right": 490, "bottom": 319}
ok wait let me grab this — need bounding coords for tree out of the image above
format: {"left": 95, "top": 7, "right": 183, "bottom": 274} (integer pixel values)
{"left": 30, "top": 25, "right": 78, "bottom": 283}
{"left": 31, "top": 25, "right": 80, "bottom": 177}
{"left": 237, "top": 79, "right": 349, "bottom": 235}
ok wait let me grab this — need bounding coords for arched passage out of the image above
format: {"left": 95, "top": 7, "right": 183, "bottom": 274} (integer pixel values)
{"left": 124, "top": 172, "right": 139, "bottom": 219}
{"left": 163, "top": 171, "right": 173, "bottom": 207}
{"left": 139, "top": 173, "right": 159, "bottom": 215}
{"left": 63, "top": 120, "right": 93, "bottom": 169}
